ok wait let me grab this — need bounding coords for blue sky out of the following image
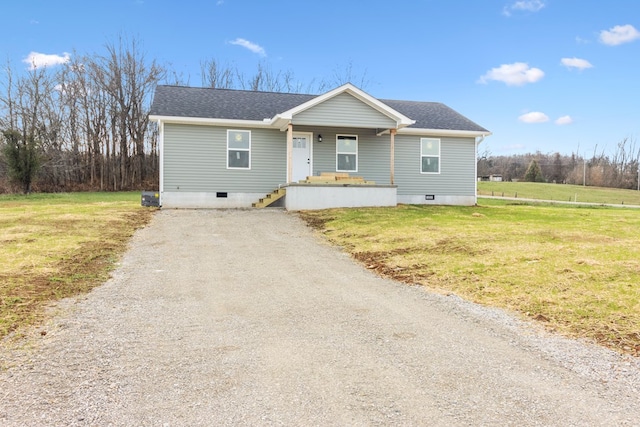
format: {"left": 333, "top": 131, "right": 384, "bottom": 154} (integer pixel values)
{"left": 1, "top": 0, "right": 639, "bottom": 156}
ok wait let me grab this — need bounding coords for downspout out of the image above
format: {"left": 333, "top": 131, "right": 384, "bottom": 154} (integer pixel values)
{"left": 474, "top": 134, "right": 487, "bottom": 205}
{"left": 158, "top": 120, "right": 164, "bottom": 207}
{"left": 286, "top": 123, "right": 293, "bottom": 183}
{"left": 390, "top": 129, "right": 396, "bottom": 185}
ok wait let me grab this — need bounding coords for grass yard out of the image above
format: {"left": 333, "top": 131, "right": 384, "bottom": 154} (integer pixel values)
{"left": 0, "top": 192, "right": 155, "bottom": 339}
{"left": 478, "top": 181, "right": 640, "bottom": 205}
{"left": 299, "top": 199, "right": 640, "bottom": 356}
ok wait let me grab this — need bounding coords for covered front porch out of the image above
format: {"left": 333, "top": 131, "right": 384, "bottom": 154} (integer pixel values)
{"left": 259, "top": 84, "right": 413, "bottom": 210}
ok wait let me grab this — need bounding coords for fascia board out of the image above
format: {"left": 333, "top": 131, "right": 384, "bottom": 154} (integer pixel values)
{"left": 150, "top": 115, "right": 275, "bottom": 129}
{"left": 397, "top": 127, "right": 492, "bottom": 138}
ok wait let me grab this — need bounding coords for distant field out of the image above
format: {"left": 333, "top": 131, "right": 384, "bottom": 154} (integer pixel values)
{"left": 300, "top": 201, "right": 640, "bottom": 356}
{"left": 0, "top": 192, "right": 155, "bottom": 339}
{"left": 478, "top": 181, "right": 640, "bottom": 205}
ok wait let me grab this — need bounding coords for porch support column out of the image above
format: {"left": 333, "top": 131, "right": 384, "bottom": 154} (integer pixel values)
{"left": 287, "top": 123, "right": 293, "bottom": 183}
{"left": 390, "top": 128, "right": 396, "bottom": 185}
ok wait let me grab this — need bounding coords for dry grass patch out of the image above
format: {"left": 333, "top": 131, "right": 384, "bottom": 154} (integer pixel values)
{"left": 0, "top": 192, "right": 155, "bottom": 339}
{"left": 299, "top": 201, "right": 640, "bottom": 356}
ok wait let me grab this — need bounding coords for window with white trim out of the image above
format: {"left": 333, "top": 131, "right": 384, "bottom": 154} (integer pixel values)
{"left": 421, "top": 138, "right": 440, "bottom": 174}
{"left": 336, "top": 134, "right": 358, "bottom": 172}
{"left": 227, "top": 130, "right": 251, "bottom": 169}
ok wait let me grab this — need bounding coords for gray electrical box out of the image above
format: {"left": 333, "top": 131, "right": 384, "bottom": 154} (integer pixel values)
{"left": 141, "top": 191, "right": 160, "bottom": 207}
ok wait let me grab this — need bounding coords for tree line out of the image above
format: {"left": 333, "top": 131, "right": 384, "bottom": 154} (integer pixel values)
{"left": 0, "top": 38, "right": 163, "bottom": 193}
{"left": 478, "top": 138, "right": 640, "bottom": 190}
{"left": 0, "top": 36, "right": 364, "bottom": 194}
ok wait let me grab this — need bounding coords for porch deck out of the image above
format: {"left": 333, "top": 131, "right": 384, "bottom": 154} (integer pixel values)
{"left": 252, "top": 173, "right": 397, "bottom": 211}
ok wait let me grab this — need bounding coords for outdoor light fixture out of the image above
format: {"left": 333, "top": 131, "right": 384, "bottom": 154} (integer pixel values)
{"left": 318, "top": 134, "right": 322, "bottom": 142}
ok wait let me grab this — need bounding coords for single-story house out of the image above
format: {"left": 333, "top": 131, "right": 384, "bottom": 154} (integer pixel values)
{"left": 149, "top": 83, "right": 490, "bottom": 210}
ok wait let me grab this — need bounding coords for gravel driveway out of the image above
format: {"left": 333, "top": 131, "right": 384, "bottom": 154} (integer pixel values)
{"left": 2, "top": 209, "right": 639, "bottom": 426}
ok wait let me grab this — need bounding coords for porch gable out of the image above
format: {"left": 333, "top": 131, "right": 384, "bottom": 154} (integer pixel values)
{"left": 292, "top": 92, "right": 398, "bottom": 129}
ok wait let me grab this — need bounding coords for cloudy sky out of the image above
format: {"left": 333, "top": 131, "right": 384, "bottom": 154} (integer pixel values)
{"left": 1, "top": 0, "right": 639, "bottom": 156}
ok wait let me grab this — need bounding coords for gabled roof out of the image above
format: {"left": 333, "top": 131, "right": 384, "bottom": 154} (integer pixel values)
{"left": 270, "top": 83, "right": 415, "bottom": 130}
{"left": 150, "top": 84, "right": 490, "bottom": 135}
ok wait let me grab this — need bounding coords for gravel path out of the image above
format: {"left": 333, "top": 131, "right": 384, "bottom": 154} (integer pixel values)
{"left": 1, "top": 209, "right": 639, "bottom": 426}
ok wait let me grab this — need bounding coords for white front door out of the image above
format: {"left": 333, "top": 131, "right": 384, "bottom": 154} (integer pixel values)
{"left": 292, "top": 132, "right": 312, "bottom": 182}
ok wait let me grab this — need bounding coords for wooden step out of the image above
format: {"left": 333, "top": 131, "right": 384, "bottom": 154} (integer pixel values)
{"left": 252, "top": 188, "right": 286, "bottom": 208}
{"left": 321, "top": 172, "right": 349, "bottom": 178}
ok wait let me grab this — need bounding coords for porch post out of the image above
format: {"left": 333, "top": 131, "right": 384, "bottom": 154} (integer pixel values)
{"left": 390, "top": 129, "right": 396, "bottom": 185}
{"left": 287, "top": 123, "right": 293, "bottom": 183}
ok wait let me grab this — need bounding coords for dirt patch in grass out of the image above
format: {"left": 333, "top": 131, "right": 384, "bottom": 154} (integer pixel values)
{"left": 354, "top": 249, "right": 435, "bottom": 285}
{"left": 299, "top": 212, "right": 337, "bottom": 230}
{"left": 0, "top": 195, "right": 155, "bottom": 340}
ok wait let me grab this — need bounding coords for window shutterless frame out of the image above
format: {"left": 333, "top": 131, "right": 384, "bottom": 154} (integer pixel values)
{"left": 420, "top": 137, "right": 440, "bottom": 174}
{"left": 227, "top": 130, "right": 251, "bottom": 169}
{"left": 336, "top": 134, "right": 358, "bottom": 172}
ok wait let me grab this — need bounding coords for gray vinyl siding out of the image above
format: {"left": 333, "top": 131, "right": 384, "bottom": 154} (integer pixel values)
{"left": 295, "top": 126, "right": 392, "bottom": 185}
{"left": 292, "top": 93, "right": 397, "bottom": 129}
{"left": 163, "top": 122, "right": 475, "bottom": 197}
{"left": 394, "top": 135, "right": 476, "bottom": 196}
{"left": 163, "top": 124, "right": 286, "bottom": 193}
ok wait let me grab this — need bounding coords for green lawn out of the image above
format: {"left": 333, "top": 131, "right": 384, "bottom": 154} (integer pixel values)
{"left": 300, "top": 200, "right": 640, "bottom": 356}
{"left": 478, "top": 181, "right": 640, "bottom": 205}
{"left": 0, "top": 192, "right": 155, "bottom": 339}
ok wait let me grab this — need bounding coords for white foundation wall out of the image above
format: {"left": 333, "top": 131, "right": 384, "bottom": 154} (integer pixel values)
{"left": 161, "top": 192, "right": 264, "bottom": 208}
{"left": 396, "top": 194, "right": 477, "bottom": 206}
{"left": 284, "top": 185, "right": 397, "bottom": 211}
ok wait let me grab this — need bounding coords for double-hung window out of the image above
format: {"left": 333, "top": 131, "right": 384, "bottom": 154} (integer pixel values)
{"left": 336, "top": 135, "right": 358, "bottom": 172}
{"left": 227, "top": 130, "right": 251, "bottom": 169}
{"left": 421, "top": 138, "right": 440, "bottom": 174}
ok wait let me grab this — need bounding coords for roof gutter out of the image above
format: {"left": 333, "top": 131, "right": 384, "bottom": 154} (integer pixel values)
{"left": 397, "top": 128, "right": 492, "bottom": 138}
{"left": 148, "top": 115, "right": 493, "bottom": 139}
{"left": 149, "top": 115, "right": 275, "bottom": 128}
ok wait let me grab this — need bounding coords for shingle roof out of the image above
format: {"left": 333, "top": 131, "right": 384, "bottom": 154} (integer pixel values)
{"left": 150, "top": 85, "right": 489, "bottom": 133}
{"left": 380, "top": 99, "right": 488, "bottom": 132}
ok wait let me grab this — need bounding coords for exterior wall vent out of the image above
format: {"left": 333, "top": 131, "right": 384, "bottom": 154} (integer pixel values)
{"left": 216, "top": 192, "right": 228, "bottom": 198}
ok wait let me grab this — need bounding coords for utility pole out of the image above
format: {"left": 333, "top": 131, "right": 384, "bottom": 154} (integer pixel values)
{"left": 583, "top": 159, "right": 586, "bottom": 186}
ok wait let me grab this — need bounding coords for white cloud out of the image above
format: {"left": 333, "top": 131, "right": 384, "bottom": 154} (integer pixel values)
{"left": 561, "top": 57, "right": 593, "bottom": 71}
{"left": 518, "top": 112, "right": 549, "bottom": 123}
{"left": 503, "top": 0, "right": 545, "bottom": 16}
{"left": 599, "top": 24, "right": 640, "bottom": 46}
{"left": 229, "top": 38, "right": 266, "bottom": 57}
{"left": 575, "top": 36, "right": 590, "bottom": 44}
{"left": 22, "top": 51, "right": 70, "bottom": 70}
{"left": 555, "top": 115, "right": 573, "bottom": 125}
{"left": 478, "top": 62, "right": 544, "bottom": 86}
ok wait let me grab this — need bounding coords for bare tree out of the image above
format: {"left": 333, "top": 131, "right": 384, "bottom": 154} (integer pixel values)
{"left": 330, "top": 60, "right": 370, "bottom": 89}
{"left": 200, "top": 58, "right": 235, "bottom": 89}
{"left": 87, "top": 35, "right": 164, "bottom": 189}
